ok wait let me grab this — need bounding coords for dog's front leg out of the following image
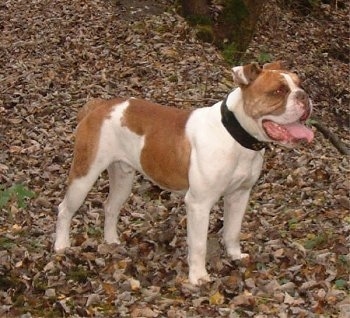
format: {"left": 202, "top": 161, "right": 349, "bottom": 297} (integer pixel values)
{"left": 223, "top": 189, "right": 251, "bottom": 260}
{"left": 185, "top": 191, "right": 213, "bottom": 285}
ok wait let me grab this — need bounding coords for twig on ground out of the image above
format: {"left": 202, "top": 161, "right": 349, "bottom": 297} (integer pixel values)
{"left": 310, "top": 118, "right": 350, "bottom": 155}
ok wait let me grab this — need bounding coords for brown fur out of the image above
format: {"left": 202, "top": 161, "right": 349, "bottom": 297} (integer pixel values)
{"left": 242, "top": 70, "right": 301, "bottom": 119}
{"left": 68, "top": 98, "right": 125, "bottom": 183}
{"left": 242, "top": 62, "right": 261, "bottom": 83}
{"left": 77, "top": 99, "right": 106, "bottom": 122}
{"left": 122, "top": 99, "right": 192, "bottom": 190}
{"left": 262, "top": 61, "right": 286, "bottom": 70}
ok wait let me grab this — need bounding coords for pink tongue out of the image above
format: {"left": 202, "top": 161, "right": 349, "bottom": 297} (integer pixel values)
{"left": 284, "top": 122, "right": 314, "bottom": 142}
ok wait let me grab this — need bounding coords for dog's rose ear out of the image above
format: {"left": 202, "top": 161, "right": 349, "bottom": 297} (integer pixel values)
{"left": 263, "top": 60, "right": 288, "bottom": 70}
{"left": 232, "top": 62, "right": 262, "bottom": 85}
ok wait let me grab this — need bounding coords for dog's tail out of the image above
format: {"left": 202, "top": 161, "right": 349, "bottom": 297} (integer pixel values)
{"left": 77, "top": 99, "right": 105, "bottom": 122}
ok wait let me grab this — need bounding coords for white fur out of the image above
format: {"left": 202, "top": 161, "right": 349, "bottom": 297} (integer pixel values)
{"left": 232, "top": 66, "right": 249, "bottom": 85}
{"left": 184, "top": 104, "right": 263, "bottom": 283}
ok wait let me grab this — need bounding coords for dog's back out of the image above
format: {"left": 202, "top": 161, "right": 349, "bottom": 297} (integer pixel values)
{"left": 77, "top": 99, "right": 106, "bottom": 122}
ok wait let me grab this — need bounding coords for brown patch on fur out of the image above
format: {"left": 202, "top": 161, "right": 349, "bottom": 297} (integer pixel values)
{"left": 123, "top": 98, "right": 192, "bottom": 190}
{"left": 242, "top": 62, "right": 261, "bottom": 83}
{"left": 77, "top": 98, "right": 105, "bottom": 122}
{"left": 242, "top": 70, "right": 302, "bottom": 119}
{"left": 263, "top": 61, "right": 287, "bottom": 70}
{"left": 288, "top": 72, "right": 301, "bottom": 86}
{"left": 68, "top": 97, "right": 125, "bottom": 183}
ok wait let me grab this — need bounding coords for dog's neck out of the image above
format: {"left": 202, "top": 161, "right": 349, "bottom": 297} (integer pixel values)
{"left": 221, "top": 90, "right": 266, "bottom": 151}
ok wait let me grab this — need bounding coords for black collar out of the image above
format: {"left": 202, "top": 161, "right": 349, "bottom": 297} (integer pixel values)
{"left": 220, "top": 95, "right": 266, "bottom": 151}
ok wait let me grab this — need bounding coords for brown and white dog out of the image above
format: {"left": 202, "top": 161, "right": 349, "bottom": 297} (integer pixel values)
{"left": 54, "top": 62, "right": 314, "bottom": 285}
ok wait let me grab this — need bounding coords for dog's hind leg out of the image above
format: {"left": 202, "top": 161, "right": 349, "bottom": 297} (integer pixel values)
{"left": 104, "top": 161, "right": 135, "bottom": 244}
{"left": 54, "top": 160, "right": 110, "bottom": 252}
{"left": 54, "top": 126, "right": 115, "bottom": 252}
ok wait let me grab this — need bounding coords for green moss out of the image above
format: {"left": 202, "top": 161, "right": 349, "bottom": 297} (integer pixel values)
{"left": 303, "top": 232, "right": 332, "bottom": 250}
{"left": 287, "top": 217, "right": 298, "bottom": 230}
{"left": 96, "top": 302, "right": 117, "bottom": 314}
{"left": 0, "top": 184, "right": 35, "bottom": 209}
{"left": 0, "top": 237, "right": 16, "bottom": 250}
{"left": 67, "top": 265, "right": 90, "bottom": 283}
{"left": 168, "top": 74, "right": 178, "bottom": 83}
{"left": 33, "top": 278, "right": 48, "bottom": 292}
{"left": 12, "top": 294, "right": 26, "bottom": 307}
{"left": 22, "top": 299, "right": 66, "bottom": 317}
{"left": 222, "top": 0, "right": 248, "bottom": 25}
{"left": 86, "top": 226, "right": 102, "bottom": 238}
{"left": 195, "top": 24, "right": 214, "bottom": 43}
{"left": 154, "top": 24, "right": 168, "bottom": 33}
{"left": 186, "top": 14, "right": 212, "bottom": 26}
{"left": 258, "top": 52, "right": 273, "bottom": 64}
{"left": 0, "top": 275, "right": 18, "bottom": 290}
{"left": 222, "top": 42, "right": 238, "bottom": 64}
{"left": 334, "top": 279, "right": 347, "bottom": 290}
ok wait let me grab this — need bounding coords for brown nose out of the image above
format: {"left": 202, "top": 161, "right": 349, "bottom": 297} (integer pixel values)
{"left": 296, "top": 90, "right": 311, "bottom": 120}
{"left": 295, "top": 90, "right": 309, "bottom": 106}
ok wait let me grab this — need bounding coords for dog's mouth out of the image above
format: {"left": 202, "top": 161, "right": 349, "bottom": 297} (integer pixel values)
{"left": 262, "top": 119, "right": 314, "bottom": 144}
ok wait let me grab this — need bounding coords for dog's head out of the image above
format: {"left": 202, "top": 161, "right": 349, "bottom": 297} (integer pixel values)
{"left": 232, "top": 61, "right": 314, "bottom": 146}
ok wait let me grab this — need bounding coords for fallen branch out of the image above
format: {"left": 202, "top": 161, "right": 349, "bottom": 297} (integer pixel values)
{"left": 310, "top": 119, "right": 350, "bottom": 155}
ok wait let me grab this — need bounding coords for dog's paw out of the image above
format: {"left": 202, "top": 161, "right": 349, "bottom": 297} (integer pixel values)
{"left": 239, "top": 253, "right": 250, "bottom": 260}
{"left": 54, "top": 241, "right": 70, "bottom": 253}
{"left": 104, "top": 236, "right": 121, "bottom": 245}
{"left": 189, "top": 274, "right": 211, "bottom": 286}
{"left": 228, "top": 249, "right": 250, "bottom": 261}
{"left": 189, "top": 269, "right": 211, "bottom": 286}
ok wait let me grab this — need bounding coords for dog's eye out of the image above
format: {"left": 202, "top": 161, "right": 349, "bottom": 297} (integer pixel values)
{"left": 272, "top": 85, "right": 288, "bottom": 96}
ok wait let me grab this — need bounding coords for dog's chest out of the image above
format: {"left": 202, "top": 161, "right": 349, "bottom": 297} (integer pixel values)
{"left": 225, "top": 149, "right": 264, "bottom": 192}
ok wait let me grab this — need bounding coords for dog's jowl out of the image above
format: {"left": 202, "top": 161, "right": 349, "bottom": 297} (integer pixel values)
{"left": 54, "top": 62, "right": 314, "bottom": 285}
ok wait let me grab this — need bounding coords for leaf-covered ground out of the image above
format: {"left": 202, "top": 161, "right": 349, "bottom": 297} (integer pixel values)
{"left": 0, "top": 0, "right": 349, "bottom": 317}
